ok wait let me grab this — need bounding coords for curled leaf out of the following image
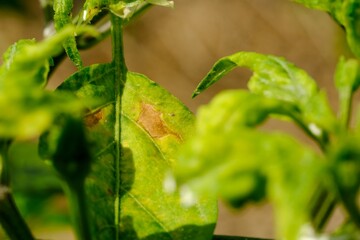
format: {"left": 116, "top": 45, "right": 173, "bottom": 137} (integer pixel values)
{"left": 194, "top": 51, "right": 336, "bottom": 140}
{"left": 54, "top": 0, "right": 83, "bottom": 68}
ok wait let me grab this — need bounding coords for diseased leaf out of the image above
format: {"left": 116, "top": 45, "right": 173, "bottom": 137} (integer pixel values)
{"left": 55, "top": 63, "right": 217, "bottom": 239}
{"left": 194, "top": 51, "right": 336, "bottom": 140}
{"left": 54, "top": 0, "right": 83, "bottom": 68}
{"left": 175, "top": 90, "right": 326, "bottom": 240}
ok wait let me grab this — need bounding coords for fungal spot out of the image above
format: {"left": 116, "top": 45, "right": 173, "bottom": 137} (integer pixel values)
{"left": 138, "top": 103, "right": 180, "bottom": 140}
{"left": 85, "top": 110, "right": 103, "bottom": 127}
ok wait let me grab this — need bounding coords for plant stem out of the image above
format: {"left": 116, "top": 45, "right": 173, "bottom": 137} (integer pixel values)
{"left": 310, "top": 188, "right": 337, "bottom": 230}
{"left": 0, "top": 141, "right": 35, "bottom": 240}
{"left": 111, "top": 8, "right": 128, "bottom": 240}
{"left": 67, "top": 182, "right": 93, "bottom": 240}
{"left": 0, "top": 187, "right": 35, "bottom": 240}
{"left": 338, "top": 90, "right": 352, "bottom": 129}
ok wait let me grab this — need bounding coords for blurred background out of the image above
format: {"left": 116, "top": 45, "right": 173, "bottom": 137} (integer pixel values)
{"left": 0, "top": 0, "right": 348, "bottom": 239}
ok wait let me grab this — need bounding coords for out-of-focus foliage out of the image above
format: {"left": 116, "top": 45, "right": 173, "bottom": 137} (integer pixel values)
{"left": 175, "top": 52, "right": 360, "bottom": 239}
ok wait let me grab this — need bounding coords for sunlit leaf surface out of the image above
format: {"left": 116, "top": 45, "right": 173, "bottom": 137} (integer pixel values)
{"left": 57, "top": 63, "right": 217, "bottom": 239}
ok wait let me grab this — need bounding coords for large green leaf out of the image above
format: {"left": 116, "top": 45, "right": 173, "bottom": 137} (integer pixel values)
{"left": 175, "top": 90, "right": 326, "bottom": 240}
{"left": 193, "top": 52, "right": 336, "bottom": 142}
{"left": 56, "top": 63, "right": 217, "bottom": 239}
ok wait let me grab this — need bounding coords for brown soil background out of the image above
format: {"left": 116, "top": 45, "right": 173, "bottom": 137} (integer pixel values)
{"left": 0, "top": 0, "right": 348, "bottom": 239}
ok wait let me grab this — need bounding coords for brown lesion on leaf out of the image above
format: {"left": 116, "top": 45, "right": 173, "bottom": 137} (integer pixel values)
{"left": 137, "top": 103, "right": 181, "bottom": 140}
{"left": 85, "top": 109, "right": 103, "bottom": 127}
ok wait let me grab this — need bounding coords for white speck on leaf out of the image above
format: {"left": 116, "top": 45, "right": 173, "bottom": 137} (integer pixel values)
{"left": 180, "top": 185, "right": 197, "bottom": 207}
{"left": 308, "top": 123, "right": 322, "bottom": 137}
{"left": 163, "top": 171, "right": 176, "bottom": 193}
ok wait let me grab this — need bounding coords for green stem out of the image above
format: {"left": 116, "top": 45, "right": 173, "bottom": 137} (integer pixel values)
{"left": 111, "top": 9, "right": 128, "bottom": 240}
{"left": 310, "top": 188, "right": 337, "bottom": 230}
{"left": 67, "top": 182, "right": 93, "bottom": 240}
{"left": 0, "top": 187, "right": 35, "bottom": 240}
{"left": 0, "top": 141, "right": 35, "bottom": 240}
{"left": 339, "top": 90, "right": 352, "bottom": 129}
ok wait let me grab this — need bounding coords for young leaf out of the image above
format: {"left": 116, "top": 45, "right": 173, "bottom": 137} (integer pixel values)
{"left": 82, "top": 0, "right": 109, "bottom": 23}
{"left": 109, "top": 0, "right": 172, "bottom": 19}
{"left": 175, "top": 90, "right": 326, "bottom": 240}
{"left": 53, "top": 63, "right": 217, "bottom": 239}
{"left": 194, "top": 52, "right": 336, "bottom": 142}
{"left": 54, "top": 0, "right": 83, "bottom": 68}
{"left": 146, "top": 0, "right": 174, "bottom": 8}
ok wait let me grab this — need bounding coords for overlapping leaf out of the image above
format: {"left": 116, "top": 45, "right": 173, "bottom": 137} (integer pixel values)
{"left": 55, "top": 63, "right": 217, "bottom": 239}
{"left": 175, "top": 90, "right": 326, "bottom": 240}
{"left": 0, "top": 26, "right": 94, "bottom": 139}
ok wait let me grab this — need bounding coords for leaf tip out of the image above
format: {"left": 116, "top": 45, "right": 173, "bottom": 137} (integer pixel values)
{"left": 192, "top": 91, "right": 200, "bottom": 98}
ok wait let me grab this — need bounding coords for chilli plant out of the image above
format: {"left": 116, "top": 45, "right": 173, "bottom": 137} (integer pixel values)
{"left": 0, "top": 1, "right": 359, "bottom": 240}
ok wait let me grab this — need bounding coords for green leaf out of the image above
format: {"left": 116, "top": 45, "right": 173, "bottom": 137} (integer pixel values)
{"left": 82, "top": 0, "right": 110, "bottom": 23}
{"left": 291, "top": 0, "right": 341, "bottom": 12}
{"left": 54, "top": 0, "right": 83, "bottom": 68}
{"left": 292, "top": 0, "right": 360, "bottom": 58}
{"left": 40, "top": 117, "right": 92, "bottom": 184}
{"left": 175, "top": 90, "right": 326, "bottom": 240}
{"left": 55, "top": 63, "right": 217, "bottom": 239}
{"left": 191, "top": 90, "right": 301, "bottom": 141}
{"left": 109, "top": 0, "right": 172, "bottom": 19}
{"left": 0, "top": 26, "right": 96, "bottom": 139}
{"left": 194, "top": 51, "right": 336, "bottom": 142}
{"left": 146, "top": 0, "right": 174, "bottom": 8}
{"left": 343, "top": 0, "right": 360, "bottom": 58}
